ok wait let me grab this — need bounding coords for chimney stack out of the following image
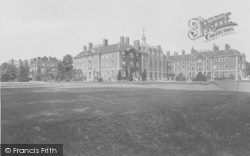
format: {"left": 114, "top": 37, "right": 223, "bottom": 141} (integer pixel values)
{"left": 157, "top": 45, "right": 161, "bottom": 50}
{"left": 191, "top": 47, "right": 195, "bottom": 54}
{"left": 213, "top": 43, "right": 219, "bottom": 51}
{"left": 125, "top": 37, "right": 129, "bottom": 45}
{"left": 120, "top": 36, "right": 124, "bottom": 44}
{"left": 103, "top": 39, "right": 108, "bottom": 47}
{"left": 166, "top": 51, "right": 170, "bottom": 58}
{"left": 182, "top": 50, "right": 185, "bottom": 55}
{"left": 88, "top": 42, "right": 93, "bottom": 50}
{"left": 133, "top": 40, "right": 140, "bottom": 50}
{"left": 83, "top": 45, "right": 87, "bottom": 51}
{"left": 174, "top": 52, "right": 178, "bottom": 56}
{"left": 225, "top": 44, "right": 230, "bottom": 50}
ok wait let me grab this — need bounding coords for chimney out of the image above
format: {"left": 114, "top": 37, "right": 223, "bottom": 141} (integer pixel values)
{"left": 213, "top": 43, "right": 219, "bottom": 51}
{"left": 157, "top": 45, "right": 161, "bottom": 50}
{"left": 191, "top": 47, "right": 195, "bottom": 54}
{"left": 120, "top": 36, "right": 124, "bottom": 44}
{"left": 83, "top": 45, "right": 87, "bottom": 51}
{"left": 182, "top": 50, "right": 185, "bottom": 55}
{"left": 166, "top": 51, "right": 170, "bottom": 58}
{"left": 125, "top": 37, "right": 129, "bottom": 45}
{"left": 88, "top": 42, "right": 93, "bottom": 50}
{"left": 225, "top": 44, "right": 230, "bottom": 50}
{"left": 103, "top": 39, "right": 108, "bottom": 47}
{"left": 174, "top": 52, "right": 178, "bottom": 56}
{"left": 133, "top": 40, "right": 140, "bottom": 50}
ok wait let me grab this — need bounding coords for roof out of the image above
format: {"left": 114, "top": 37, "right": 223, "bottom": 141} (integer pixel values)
{"left": 169, "top": 49, "right": 241, "bottom": 61}
{"left": 73, "top": 43, "right": 136, "bottom": 59}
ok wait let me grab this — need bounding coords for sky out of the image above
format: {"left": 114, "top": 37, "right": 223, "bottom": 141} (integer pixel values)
{"left": 1, "top": 0, "right": 250, "bottom": 63}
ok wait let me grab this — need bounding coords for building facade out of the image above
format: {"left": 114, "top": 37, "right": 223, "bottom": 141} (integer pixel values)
{"left": 29, "top": 57, "right": 58, "bottom": 80}
{"left": 73, "top": 35, "right": 246, "bottom": 81}
{"left": 139, "top": 33, "right": 168, "bottom": 80}
{"left": 167, "top": 44, "right": 247, "bottom": 80}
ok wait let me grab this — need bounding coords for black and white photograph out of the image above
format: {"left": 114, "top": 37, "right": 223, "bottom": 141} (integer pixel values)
{"left": 1, "top": 0, "right": 250, "bottom": 155}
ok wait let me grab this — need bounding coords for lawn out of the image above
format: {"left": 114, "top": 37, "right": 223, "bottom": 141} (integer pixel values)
{"left": 1, "top": 85, "right": 250, "bottom": 156}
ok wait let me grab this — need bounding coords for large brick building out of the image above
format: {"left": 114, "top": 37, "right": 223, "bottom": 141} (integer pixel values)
{"left": 73, "top": 34, "right": 169, "bottom": 81}
{"left": 29, "top": 57, "right": 58, "bottom": 80}
{"left": 167, "top": 44, "right": 247, "bottom": 80}
{"left": 73, "top": 35, "right": 246, "bottom": 81}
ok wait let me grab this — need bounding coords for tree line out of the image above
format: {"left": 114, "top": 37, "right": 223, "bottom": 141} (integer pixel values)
{"left": 0, "top": 54, "right": 79, "bottom": 82}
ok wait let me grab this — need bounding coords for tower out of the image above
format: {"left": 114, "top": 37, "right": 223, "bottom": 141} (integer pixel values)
{"left": 141, "top": 28, "right": 147, "bottom": 45}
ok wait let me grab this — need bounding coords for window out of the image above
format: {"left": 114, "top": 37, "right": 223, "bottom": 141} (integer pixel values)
{"left": 130, "top": 61, "right": 133, "bottom": 67}
{"left": 187, "top": 67, "right": 189, "bottom": 71}
{"left": 225, "top": 57, "right": 229, "bottom": 61}
{"left": 122, "top": 60, "right": 126, "bottom": 67}
{"left": 107, "top": 54, "right": 109, "bottom": 59}
{"left": 110, "top": 60, "right": 113, "bottom": 67}
{"left": 197, "top": 64, "right": 202, "bottom": 70}
{"left": 206, "top": 59, "right": 209, "bottom": 63}
{"left": 130, "top": 53, "right": 134, "bottom": 58}
{"left": 182, "top": 66, "right": 185, "bottom": 71}
{"left": 213, "top": 58, "right": 217, "bottom": 62}
{"left": 106, "top": 61, "right": 109, "bottom": 68}
{"left": 182, "top": 61, "right": 185, "bottom": 65}
{"left": 213, "top": 65, "right": 217, "bottom": 69}
{"left": 191, "top": 60, "right": 194, "bottom": 63}
{"left": 225, "top": 64, "right": 228, "bottom": 69}
{"left": 197, "top": 59, "right": 202, "bottom": 63}
{"left": 136, "top": 62, "right": 139, "bottom": 68}
{"left": 191, "top": 66, "right": 194, "bottom": 70}
{"left": 219, "top": 58, "right": 223, "bottom": 62}
{"left": 206, "top": 64, "right": 209, "bottom": 70}
{"left": 219, "top": 64, "right": 223, "bottom": 69}
{"left": 213, "top": 72, "right": 217, "bottom": 77}
{"left": 219, "top": 72, "right": 222, "bottom": 77}
{"left": 122, "top": 51, "right": 125, "bottom": 57}
{"left": 187, "top": 61, "right": 190, "bottom": 64}
{"left": 225, "top": 72, "right": 228, "bottom": 77}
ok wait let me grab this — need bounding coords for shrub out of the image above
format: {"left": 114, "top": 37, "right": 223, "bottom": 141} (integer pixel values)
{"left": 214, "top": 75, "right": 227, "bottom": 80}
{"left": 98, "top": 77, "right": 103, "bottom": 82}
{"left": 193, "top": 72, "right": 207, "bottom": 81}
{"left": 176, "top": 73, "right": 186, "bottom": 81}
{"left": 141, "top": 69, "right": 147, "bottom": 81}
{"left": 129, "top": 71, "right": 133, "bottom": 81}
{"left": 117, "top": 71, "right": 122, "bottom": 81}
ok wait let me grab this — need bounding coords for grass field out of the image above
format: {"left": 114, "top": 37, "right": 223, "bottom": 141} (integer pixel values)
{"left": 1, "top": 83, "right": 250, "bottom": 156}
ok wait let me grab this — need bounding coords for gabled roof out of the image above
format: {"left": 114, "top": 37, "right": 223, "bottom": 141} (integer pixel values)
{"left": 73, "top": 43, "right": 136, "bottom": 59}
{"left": 169, "top": 49, "right": 241, "bottom": 61}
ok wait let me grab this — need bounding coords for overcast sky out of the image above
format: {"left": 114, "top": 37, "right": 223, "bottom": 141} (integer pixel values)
{"left": 1, "top": 0, "right": 250, "bottom": 63}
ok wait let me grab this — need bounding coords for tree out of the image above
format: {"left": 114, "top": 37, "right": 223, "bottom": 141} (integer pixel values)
{"left": 193, "top": 72, "right": 207, "bottom": 81}
{"left": 57, "top": 54, "right": 73, "bottom": 81}
{"left": 129, "top": 70, "right": 133, "bottom": 81}
{"left": 176, "top": 73, "right": 186, "bottom": 81}
{"left": 246, "top": 61, "right": 250, "bottom": 76}
{"left": 36, "top": 67, "right": 42, "bottom": 82}
{"left": 17, "top": 65, "right": 29, "bottom": 82}
{"left": 117, "top": 70, "right": 122, "bottom": 81}
{"left": 0, "top": 62, "right": 17, "bottom": 82}
{"left": 125, "top": 69, "right": 129, "bottom": 80}
{"left": 57, "top": 61, "right": 65, "bottom": 81}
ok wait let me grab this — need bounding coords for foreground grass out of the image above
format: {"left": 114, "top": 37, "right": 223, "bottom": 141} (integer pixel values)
{"left": 2, "top": 87, "right": 250, "bottom": 156}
